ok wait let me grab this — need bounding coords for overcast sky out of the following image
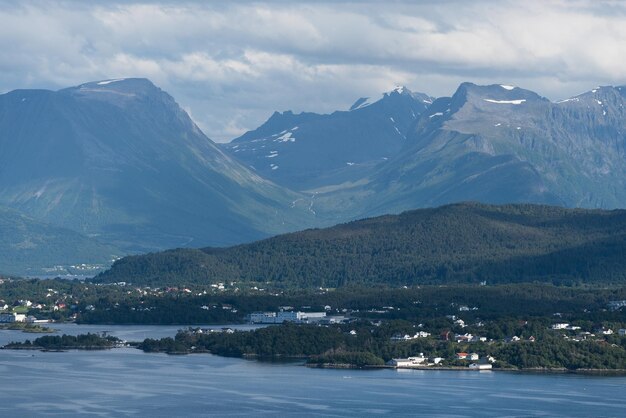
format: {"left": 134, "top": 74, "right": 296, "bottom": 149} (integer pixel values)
{"left": 1, "top": 0, "right": 625, "bottom": 142}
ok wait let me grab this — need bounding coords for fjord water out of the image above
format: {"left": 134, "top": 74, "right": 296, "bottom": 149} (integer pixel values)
{"left": 1, "top": 325, "right": 625, "bottom": 417}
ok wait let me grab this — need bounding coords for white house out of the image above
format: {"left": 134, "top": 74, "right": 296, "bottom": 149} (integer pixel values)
{"left": 618, "top": 329, "right": 626, "bottom": 336}
{"left": 391, "top": 331, "right": 431, "bottom": 341}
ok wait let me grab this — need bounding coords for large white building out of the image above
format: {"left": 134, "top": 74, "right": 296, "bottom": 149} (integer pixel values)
{"left": 387, "top": 354, "right": 428, "bottom": 367}
{"left": 0, "top": 313, "right": 26, "bottom": 323}
{"left": 247, "top": 311, "right": 326, "bottom": 324}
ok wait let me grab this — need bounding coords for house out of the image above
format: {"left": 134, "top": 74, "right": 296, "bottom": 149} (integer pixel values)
{"left": 551, "top": 323, "right": 570, "bottom": 330}
{"left": 455, "top": 333, "right": 473, "bottom": 343}
{"left": 391, "top": 331, "right": 431, "bottom": 341}
{"left": 469, "top": 353, "right": 479, "bottom": 361}
{"left": 618, "top": 329, "right": 626, "bottom": 336}
{"left": 456, "top": 352, "right": 469, "bottom": 360}
{"left": 391, "top": 333, "right": 413, "bottom": 341}
{"left": 470, "top": 336, "right": 488, "bottom": 343}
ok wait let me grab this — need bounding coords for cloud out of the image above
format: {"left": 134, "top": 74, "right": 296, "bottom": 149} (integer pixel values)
{"left": 0, "top": 0, "right": 624, "bottom": 141}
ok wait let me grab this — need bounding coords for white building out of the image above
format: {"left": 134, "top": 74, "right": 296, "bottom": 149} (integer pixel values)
{"left": 391, "top": 331, "right": 431, "bottom": 341}
{"left": 387, "top": 354, "right": 427, "bottom": 367}
{"left": 0, "top": 313, "right": 26, "bottom": 323}
{"left": 247, "top": 311, "right": 326, "bottom": 324}
{"left": 469, "top": 363, "right": 492, "bottom": 370}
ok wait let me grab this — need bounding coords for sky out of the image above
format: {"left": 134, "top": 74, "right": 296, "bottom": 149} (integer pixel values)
{"left": 1, "top": 0, "right": 625, "bottom": 142}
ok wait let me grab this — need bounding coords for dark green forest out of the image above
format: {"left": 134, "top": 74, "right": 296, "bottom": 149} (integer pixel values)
{"left": 5, "top": 333, "right": 120, "bottom": 350}
{"left": 95, "top": 203, "right": 626, "bottom": 287}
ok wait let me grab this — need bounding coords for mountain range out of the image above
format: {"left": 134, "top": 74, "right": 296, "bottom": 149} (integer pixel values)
{"left": 221, "top": 86, "right": 433, "bottom": 190}
{"left": 1, "top": 78, "right": 625, "bottom": 276}
{"left": 309, "top": 83, "right": 626, "bottom": 220}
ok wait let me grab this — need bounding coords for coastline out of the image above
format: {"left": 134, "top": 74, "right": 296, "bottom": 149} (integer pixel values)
{"left": 3, "top": 341, "right": 626, "bottom": 375}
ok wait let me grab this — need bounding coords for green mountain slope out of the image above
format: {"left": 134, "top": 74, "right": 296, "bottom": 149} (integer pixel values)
{"left": 0, "top": 207, "right": 121, "bottom": 276}
{"left": 94, "top": 203, "right": 626, "bottom": 287}
{"left": 0, "top": 78, "right": 316, "bottom": 252}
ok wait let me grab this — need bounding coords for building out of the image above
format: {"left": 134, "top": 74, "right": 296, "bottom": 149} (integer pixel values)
{"left": 608, "top": 300, "right": 626, "bottom": 311}
{"left": 387, "top": 354, "right": 427, "bottom": 367}
{"left": 0, "top": 313, "right": 26, "bottom": 323}
{"left": 469, "top": 363, "right": 492, "bottom": 370}
{"left": 391, "top": 331, "right": 431, "bottom": 341}
{"left": 247, "top": 311, "right": 326, "bottom": 324}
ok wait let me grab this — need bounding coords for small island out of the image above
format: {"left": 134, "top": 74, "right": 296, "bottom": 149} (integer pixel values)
{"left": 3, "top": 333, "right": 124, "bottom": 351}
{"left": 0, "top": 322, "right": 56, "bottom": 333}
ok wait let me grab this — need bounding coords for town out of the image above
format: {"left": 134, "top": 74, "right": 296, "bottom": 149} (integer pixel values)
{"left": 2, "top": 278, "right": 626, "bottom": 370}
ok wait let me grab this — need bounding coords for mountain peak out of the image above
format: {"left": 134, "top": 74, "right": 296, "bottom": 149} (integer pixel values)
{"left": 390, "top": 85, "right": 411, "bottom": 95}
{"left": 449, "top": 82, "right": 547, "bottom": 110}
{"left": 350, "top": 86, "right": 433, "bottom": 111}
{"left": 63, "top": 78, "right": 161, "bottom": 99}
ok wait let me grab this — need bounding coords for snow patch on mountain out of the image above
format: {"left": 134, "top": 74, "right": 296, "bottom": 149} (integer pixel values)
{"left": 350, "top": 97, "right": 372, "bottom": 111}
{"left": 557, "top": 98, "right": 580, "bottom": 103}
{"left": 96, "top": 79, "right": 126, "bottom": 86}
{"left": 276, "top": 132, "right": 295, "bottom": 142}
{"left": 483, "top": 99, "right": 526, "bottom": 105}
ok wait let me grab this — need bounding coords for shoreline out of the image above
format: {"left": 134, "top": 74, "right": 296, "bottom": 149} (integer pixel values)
{"left": 3, "top": 344, "right": 626, "bottom": 375}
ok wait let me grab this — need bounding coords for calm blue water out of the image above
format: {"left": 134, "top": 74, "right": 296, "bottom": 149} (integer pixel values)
{"left": 1, "top": 325, "right": 625, "bottom": 417}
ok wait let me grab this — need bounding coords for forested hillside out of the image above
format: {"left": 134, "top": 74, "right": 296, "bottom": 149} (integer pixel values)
{"left": 95, "top": 203, "right": 626, "bottom": 287}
